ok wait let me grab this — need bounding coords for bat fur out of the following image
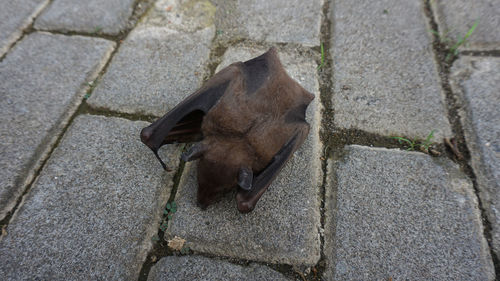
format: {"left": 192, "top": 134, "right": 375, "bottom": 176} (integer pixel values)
{"left": 141, "top": 47, "right": 314, "bottom": 213}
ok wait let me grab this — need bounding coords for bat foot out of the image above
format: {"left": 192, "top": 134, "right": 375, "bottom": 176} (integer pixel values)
{"left": 236, "top": 193, "right": 255, "bottom": 213}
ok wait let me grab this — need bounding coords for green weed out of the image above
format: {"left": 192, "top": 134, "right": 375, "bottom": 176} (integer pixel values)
{"left": 391, "top": 130, "right": 435, "bottom": 152}
{"left": 430, "top": 20, "right": 478, "bottom": 61}
{"left": 317, "top": 43, "right": 325, "bottom": 70}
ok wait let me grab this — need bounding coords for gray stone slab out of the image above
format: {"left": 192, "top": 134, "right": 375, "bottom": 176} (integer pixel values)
{"left": 0, "top": 32, "right": 114, "bottom": 221}
{"left": 142, "top": 0, "right": 216, "bottom": 33}
{"left": 330, "top": 0, "right": 452, "bottom": 140}
{"left": 450, "top": 56, "right": 500, "bottom": 257}
{"left": 0, "top": 115, "right": 181, "bottom": 280}
{"left": 167, "top": 46, "right": 322, "bottom": 266}
{"left": 148, "top": 255, "right": 290, "bottom": 281}
{"left": 324, "top": 145, "right": 495, "bottom": 280}
{"left": 213, "top": 0, "right": 323, "bottom": 46}
{"left": 0, "top": 0, "right": 48, "bottom": 57}
{"left": 87, "top": 0, "right": 216, "bottom": 117}
{"left": 34, "top": 0, "right": 136, "bottom": 35}
{"left": 431, "top": 0, "right": 500, "bottom": 51}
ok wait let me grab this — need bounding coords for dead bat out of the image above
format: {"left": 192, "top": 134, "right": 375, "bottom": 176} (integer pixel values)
{"left": 140, "top": 47, "right": 314, "bottom": 213}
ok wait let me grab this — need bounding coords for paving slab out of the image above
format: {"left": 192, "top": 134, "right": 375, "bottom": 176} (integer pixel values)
{"left": 324, "top": 145, "right": 495, "bottom": 280}
{"left": 431, "top": 0, "right": 500, "bottom": 51}
{"left": 167, "top": 46, "right": 322, "bottom": 266}
{"left": 213, "top": 0, "right": 323, "bottom": 46}
{"left": 0, "top": 115, "right": 181, "bottom": 280}
{"left": 87, "top": 0, "right": 215, "bottom": 117}
{"left": 0, "top": 32, "right": 114, "bottom": 221}
{"left": 450, "top": 56, "right": 500, "bottom": 257}
{"left": 34, "top": 0, "right": 136, "bottom": 35}
{"left": 0, "top": 0, "right": 48, "bottom": 57}
{"left": 330, "top": 0, "right": 452, "bottom": 140}
{"left": 148, "top": 255, "right": 290, "bottom": 280}
{"left": 142, "top": 0, "right": 216, "bottom": 33}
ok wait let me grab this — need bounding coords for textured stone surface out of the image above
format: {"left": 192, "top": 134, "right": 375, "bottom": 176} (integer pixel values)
{"left": 330, "top": 0, "right": 451, "bottom": 140}
{"left": 88, "top": 27, "right": 213, "bottom": 117}
{"left": 148, "top": 256, "right": 290, "bottom": 281}
{"left": 0, "top": 32, "right": 114, "bottom": 221}
{"left": 324, "top": 145, "right": 494, "bottom": 280}
{"left": 431, "top": 0, "right": 500, "bottom": 51}
{"left": 0, "top": 115, "right": 181, "bottom": 280}
{"left": 142, "top": 0, "right": 216, "bottom": 33}
{"left": 213, "top": 0, "right": 323, "bottom": 46}
{"left": 0, "top": 0, "right": 48, "bottom": 57}
{"left": 450, "top": 56, "right": 500, "bottom": 257}
{"left": 34, "top": 0, "right": 136, "bottom": 35}
{"left": 88, "top": 0, "right": 215, "bottom": 117}
{"left": 167, "top": 46, "right": 322, "bottom": 266}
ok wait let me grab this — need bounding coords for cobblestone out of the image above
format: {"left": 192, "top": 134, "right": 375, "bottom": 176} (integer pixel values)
{"left": 0, "top": 32, "right": 114, "bottom": 220}
{"left": 450, "top": 56, "right": 500, "bottom": 257}
{"left": 0, "top": 115, "right": 180, "bottom": 280}
{"left": 324, "top": 145, "right": 494, "bottom": 280}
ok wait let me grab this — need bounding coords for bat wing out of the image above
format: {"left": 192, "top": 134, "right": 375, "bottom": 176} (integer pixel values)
{"left": 236, "top": 122, "right": 310, "bottom": 213}
{"left": 140, "top": 65, "right": 241, "bottom": 169}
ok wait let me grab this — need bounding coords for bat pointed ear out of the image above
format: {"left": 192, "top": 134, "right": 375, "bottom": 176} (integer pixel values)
{"left": 181, "top": 143, "right": 206, "bottom": 162}
{"left": 237, "top": 167, "right": 253, "bottom": 191}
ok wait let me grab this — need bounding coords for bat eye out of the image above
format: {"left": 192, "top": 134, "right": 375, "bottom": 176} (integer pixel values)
{"left": 237, "top": 167, "right": 253, "bottom": 191}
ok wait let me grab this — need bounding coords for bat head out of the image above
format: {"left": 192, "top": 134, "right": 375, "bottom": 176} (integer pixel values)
{"left": 182, "top": 139, "right": 254, "bottom": 209}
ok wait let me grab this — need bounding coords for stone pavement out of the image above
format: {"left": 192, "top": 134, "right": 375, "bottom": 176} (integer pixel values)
{"left": 0, "top": 0, "right": 498, "bottom": 280}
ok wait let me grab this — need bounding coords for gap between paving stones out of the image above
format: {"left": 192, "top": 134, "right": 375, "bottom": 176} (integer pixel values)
{"left": 135, "top": 2, "right": 454, "bottom": 280}
{"left": 424, "top": 0, "right": 500, "bottom": 275}
{"left": 0, "top": 0, "right": 50, "bottom": 61}
{"left": 0, "top": 0, "right": 154, "bottom": 232}
{"left": 2, "top": 0, "right": 494, "bottom": 279}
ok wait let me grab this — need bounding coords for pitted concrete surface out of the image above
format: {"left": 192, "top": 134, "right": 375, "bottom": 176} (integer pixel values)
{"left": 0, "top": 0, "right": 498, "bottom": 280}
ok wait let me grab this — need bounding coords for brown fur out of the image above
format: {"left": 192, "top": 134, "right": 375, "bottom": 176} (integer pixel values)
{"left": 141, "top": 47, "right": 314, "bottom": 212}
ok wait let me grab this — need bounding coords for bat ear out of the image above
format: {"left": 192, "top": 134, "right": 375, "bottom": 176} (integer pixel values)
{"left": 181, "top": 143, "right": 206, "bottom": 162}
{"left": 237, "top": 167, "right": 253, "bottom": 191}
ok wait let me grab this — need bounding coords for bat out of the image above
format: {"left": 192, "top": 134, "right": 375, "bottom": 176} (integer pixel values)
{"left": 140, "top": 47, "right": 314, "bottom": 213}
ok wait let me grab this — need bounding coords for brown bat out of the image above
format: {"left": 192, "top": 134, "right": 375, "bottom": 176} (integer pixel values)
{"left": 140, "top": 47, "right": 314, "bottom": 213}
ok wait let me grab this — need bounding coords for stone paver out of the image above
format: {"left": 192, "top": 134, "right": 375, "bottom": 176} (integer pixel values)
{"left": 325, "top": 145, "right": 494, "bottom": 280}
{"left": 0, "top": 0, "right": 48, "bottom": 57}
{"left": 431, "top": 0, "right": 500, "bottom": 51}
{"left": 148, "top": 255, "right": 290, "bottom": 281}
{"left": 330, "top": 0, "right": 452, "bottom": 140}
{"left": 166, "top": 46, "right": 322, "bottom": 266}
{"left": 0, "top": 32, "right": 114, "bottom": 221}
{"left": 213, "top": 0, "right": 323, "bottom": 47}
{"left": 0, "top": 115, "right": 180, "bottom": 280}
{"left": 34, "top": 0, "right": 136, "bottom": 35}
{"left": 87, "top": 0, "right": 215, "bottom": 117}
{"left": 450, "top": 56, "right": 500, "bottom": 257}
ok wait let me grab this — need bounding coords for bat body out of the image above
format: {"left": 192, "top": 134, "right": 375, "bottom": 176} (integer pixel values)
{"left": 141, "top": 47, "right": 314, "bottom": 213}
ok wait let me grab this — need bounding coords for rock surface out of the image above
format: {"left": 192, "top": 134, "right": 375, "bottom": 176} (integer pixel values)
{"left": 0, "top": 115, "right": 180, "bottom": 280}
{"left": 0, "top": 32, "right": 114, "bottom": 221}
{"left": 87, "top": 0, "right": 216, "bottom": 117}
{"left": 0, "top": 0, "right": 48, "bottom": 57}
{"left": 34, "top": 0, "right": 136, "bottom": 35}
{"left": 217, "top": 0, "right": 324, "bottom": 46}
{"left": 450, "top": 56, "right": 500, "bottom": 257}
{"left": 324, "top": 145, "right": 494, "bottom": 280}
{"left": 431, "top": 0, "right": 500, "bottom": 51}
{"left": 148, "top": 255, "right": 290, "bottom": 281}
{"left": 330, "top": 0, "right": 451, "bottom": 140}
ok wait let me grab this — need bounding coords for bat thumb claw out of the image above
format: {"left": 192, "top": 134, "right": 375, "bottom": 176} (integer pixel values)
{"left": 153, "top": 150, "right": 167, "bottom": 170}
{"left": 238, "top": 167, "right": 253, "bottom": 191}
{"left": 181, "top": 143, "right": 206, "bottom": 162}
